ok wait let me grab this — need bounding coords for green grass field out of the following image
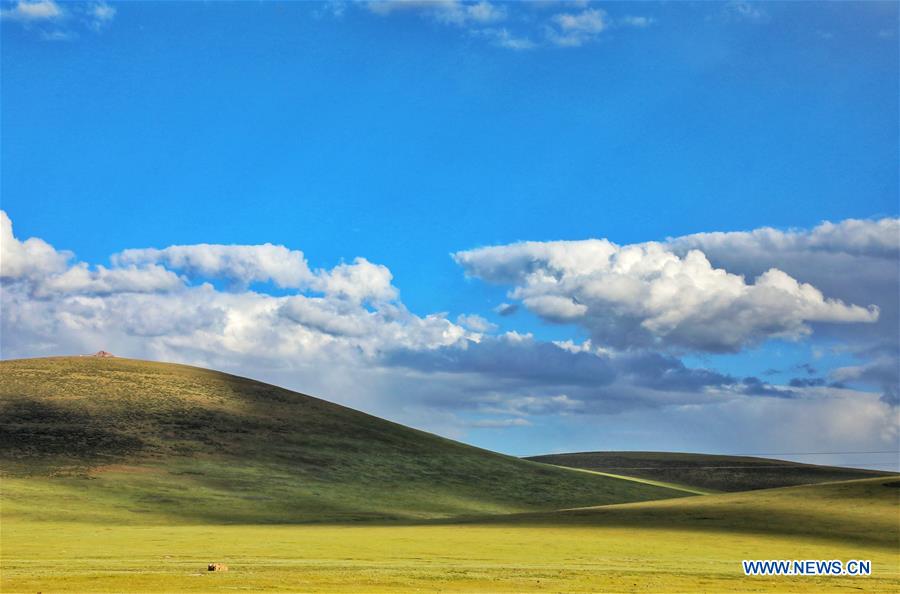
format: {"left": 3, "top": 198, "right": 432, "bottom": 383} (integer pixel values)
{"left": 1, "top": 357, "right": 898, "bottom": 592}
{"left": 3, "top": 478, "right": 898, "bottom": 593}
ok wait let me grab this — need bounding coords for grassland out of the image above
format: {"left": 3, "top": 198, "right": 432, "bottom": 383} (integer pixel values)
{"left": 1, "top": 356, "right": 898, "bottom": 593}
{"left": 3, "top": 478, "right": 898, "bottom": 592}
{"left": 529, "top": 451, "right": 894, "bottom": 492}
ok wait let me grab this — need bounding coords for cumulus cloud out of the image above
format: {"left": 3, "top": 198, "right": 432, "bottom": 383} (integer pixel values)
{"left": 0, "top": 211, "right": 71, "bottom": 281}
{"left": 454, "top": 237, "right": 878, "bottom": 353}
{"left": 671, "top": 218, "right": 900, "bottom": 260}
{"left": 116, "top": 244, "right": 397, "bottom": 304}
{"left": 311, "top": 257, "right": 397, "bottom": 303}
{"left": 1, "top": 210, "right": 469, "bottom": 365}
{"left": 1, "top": 213, "right": 185, "bottom": 298}
{"left": 37, "top": 263, "right": 183, "bottom": 297}
{"left": 114, "top": 243, "right": 313, "bottom": 289}
{"left": 452, "top": 218, "right": 898, "bottom": 409}
{"left": 670, "top": 218, "right": 900, "bottom": 402}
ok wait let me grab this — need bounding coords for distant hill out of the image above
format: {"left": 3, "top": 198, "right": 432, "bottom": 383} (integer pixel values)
{"left": 0, "top": 358, "right": 688, "bottom": 524}
{"left": 526, "top": 451, "right": 895, "bottom": 493}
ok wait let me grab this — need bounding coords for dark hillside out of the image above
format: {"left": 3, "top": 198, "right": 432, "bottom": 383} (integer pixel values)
{"left": 527, "top": 451, "right": 895, "bottom": 493}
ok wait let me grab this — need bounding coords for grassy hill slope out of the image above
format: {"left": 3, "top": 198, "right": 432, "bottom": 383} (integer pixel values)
{"left": 0, "top": 357, "right": 688, "bottom": 523}
{"left": 527, "top": 451, "right": 894, "bottom": 493}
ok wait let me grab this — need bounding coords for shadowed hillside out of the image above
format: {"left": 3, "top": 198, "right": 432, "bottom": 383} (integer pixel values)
{"left": 0, "top": 357, "right": 689, "bottom": 523}
{"left": 527, "top": 451, "right": 895, "bottom": 493}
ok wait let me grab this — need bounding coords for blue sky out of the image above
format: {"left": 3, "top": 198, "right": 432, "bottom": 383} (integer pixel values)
{"left": 2, "top": 1, "right": 898, "bottom": 469}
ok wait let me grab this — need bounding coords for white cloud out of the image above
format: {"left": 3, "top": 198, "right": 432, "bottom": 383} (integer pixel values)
{"left": 37, "top": 263, "right": 182, "bottom": 297}
{"left": 490, "top": 394, "right": 585, "bottom": 416}
{"left": 88, "top": 1, "right": 115, "bottom": 30}
{"left": 459, "top": 1, "right": 505, "bottom": 25}
{"left": 367, "top": 0, "right": 506, "bottom": 26}
{"left": 479, "top": 27, "right": 535, "bottom": 50}
{"left": 553, "top": 7, "right": 605, "bottom": 33}
{"left": 114, "top": 243, "right": 314, "bottom": 289}
{"left": 666, "top": 220, "right": 900, "bottom": 350}
{"left": 2, "top": 0, "right": 118, "bottom": 38}
{"left": 0, "top": 0, "right": 62, "bottom": 22}
{"left": 671, "top": 218, "right": 900, "bottom": 260}
{"left": 116, "top": 244, "right": 398, "bottom": 304}
{"left": 311, "top": 257, "right": 397, "bottom": 303}
{"left": 362, "top": 2, "right": 658, "bottom": 51}
{"left": 1, "top": 212, "right": 184, "bottom": 299}
{"left": 468, "top": 417, "right": 531, "bottom": 428}
{"left": 456, "top": 313, "right": 497, "bottom": 332}
{"left": 547, "top": 7, "right": 606, "bottom": 46}
{"left": 0, "top": 211, "right": 71, "bottom": 281}
{"left": 454, "top": 226, "right": 884, "bottom": 353}
{"left": 1, "top": 210, "right": 471, "bottom": 367}
{"left": 669, "top": 218, "right": 900, "bottom": 400}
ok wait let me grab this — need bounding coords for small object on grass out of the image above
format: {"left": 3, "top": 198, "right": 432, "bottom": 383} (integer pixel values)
{"left": 208, "top": 563, "right": 228, "bottom": 572}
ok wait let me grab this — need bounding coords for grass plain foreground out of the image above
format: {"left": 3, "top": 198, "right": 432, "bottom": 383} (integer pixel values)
{"left": 1, "top": 357, "right": 898, "bottom": 592}
{"left": 3, "top": 477, "right": 899, "bottom": 593}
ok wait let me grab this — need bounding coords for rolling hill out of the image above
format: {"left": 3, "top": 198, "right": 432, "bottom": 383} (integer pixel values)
{"left": 0, "top": 357, "right": 689, "bottom": 523}
{"left": 527, "top": 451, "right": 894, "bottom": 493}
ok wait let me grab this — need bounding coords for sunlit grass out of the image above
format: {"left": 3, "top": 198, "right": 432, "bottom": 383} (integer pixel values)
{"left": 3, "top": 479, "right": 898, "bottom": 593}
